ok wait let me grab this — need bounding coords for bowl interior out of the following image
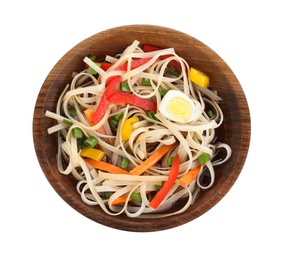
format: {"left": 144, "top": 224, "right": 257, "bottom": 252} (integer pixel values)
{"left": 33, "top": 25, "right": 250, "bottom": 232}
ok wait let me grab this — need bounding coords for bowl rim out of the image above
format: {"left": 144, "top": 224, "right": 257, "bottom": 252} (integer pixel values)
{"left": 33, "top": 24, "right": 251, "bottom": 232}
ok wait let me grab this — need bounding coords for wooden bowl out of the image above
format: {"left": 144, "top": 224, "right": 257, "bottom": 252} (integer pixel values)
{"left": 33, "top": 25, "right": 250, "bottom": 232}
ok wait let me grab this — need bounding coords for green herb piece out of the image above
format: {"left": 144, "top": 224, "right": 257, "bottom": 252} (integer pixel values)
{"left": 72, "top": 127, "right": 83, "bottom": 139}
{"left": 88, "top": 54, "right": 96, "bottom": 61}
{"left": 104, "top": 192, "right": 113, "bottom": 199}
{"left": 86, "top": 55, "right": 98, "bottom": 74}
{"left": 83, "top": 136, "right": 98, "bottom": 148}
{"left": 68, "top": 107, "right": 77, "bottom": 117}
{"left": 155, "top": 185, "right": 161, "bottom": 191}
{"left": 147, "top": 111, "right": 158, "bottom": 121}
{"left": 207, "top": 109, "right": 215, "bottom": 119}
{"left": 198, "top": 152, "right": 210, "bottom": 165}
{"left": 77, "top": 137, "right": 86, "bottom": 150}
{"left": 86, "top": 67, "right": 98, "bottom": 75}
{"left": 120, "top": 82, "right": 131, "bottom": 92}
{"left": 158, "top": 87, "right": 168, "bottom": 97}
{"left": 109, "top": 112, "right": 124, "bottom": 129}
{"left": 120, "top": 157, "right": 129, "bottom": 170}
{"left": 141, "top": 78, "right": 151, "bottom": 86}
{"left": 63, "top": 119, "right": 73, "bottom": 125}
{"left": 167, "top": 157, "right": 173, "bottom": 167}
{"left": 170, "top": 69, "right": 180, "bottom": 77}
{"left": 130, "top": 192, "right": 142, "bottom": 203}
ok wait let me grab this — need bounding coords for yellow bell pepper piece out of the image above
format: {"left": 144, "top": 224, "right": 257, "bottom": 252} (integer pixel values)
{"left": 121, "top": 116, "right": 139, "bottom": 142}
{"left": 189, "top": 67, "right": 209, "bottom": 88}
{"left": 80, "top": 147, "right": 105, "bottom": 161}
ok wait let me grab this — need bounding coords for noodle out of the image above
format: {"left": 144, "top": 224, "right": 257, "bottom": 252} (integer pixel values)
{"left": 45, "top": 40, "right": 232, "bottom": 218}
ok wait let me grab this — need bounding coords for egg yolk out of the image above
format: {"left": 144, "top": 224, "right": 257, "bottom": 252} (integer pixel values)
{"left": 167, "top": 97, "right": 192, "bottom": 121}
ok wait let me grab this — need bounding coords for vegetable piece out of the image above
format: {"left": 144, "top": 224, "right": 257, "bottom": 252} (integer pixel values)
{"left": 141, "top": 78, "right": 151, "bottom": 86}
{"left": 130, "top": 192, "right": 142, "bottom": 203}
{"left": 179, "top": 165, "right": 201, "bottom": 187}
{"left": 91, "top": 76, "right": 122, "bottom": 125}
{"left": 115, "top": 57, "right": 152, "bottom": 71}
{"left": 85, "top": 55, "right": 112, "bottom": 73}
{"left": 86, "top": 66, "right": 98, "bottom": 75}
{"left": 107, "top": 92, "right": 157, "bottom": 112}
{"left": 158, "top": 87, "right": 168, "bottom": 97}
{"left": 72, "top": 127, "right": 83, "bottom": 138}
{"left": 120, "top": 82, "right": 131, "bottom": 92}
{"left": 84, "top": 107, "right": 95, "bottom": 124}
{"left": 129, "top": 143, "right": 175, "bottom": 176}
{"left": 85, "top": 54, "right": 96, "bottom": 68}
{"left": 109, "top": 112, "right": 124, "bottom": 129}
{"left": 104, "top": 191, "right": 113, "bottom": 199}
{"left": 112, "top": 191, "right": 150, "bottom": 205}
{"left": 207, "top": 109, "right": 215, "bottom": 119}
{"left": 111, "top": 193, "right": 132, "bottom": 205}
{"left": 83, "top": 136, "right": 98, "bottom": 148}
{"left": 189, "top": 67, "right": 209, "bottom": 88}
{"left": 170, "top": 69, "right": 180, "bottom": 77}
{"left": 149, "top": 154, "right": 180, "bottom": 209}
{"left": 198, "top": 152, "right": 210, "bottom": 165}
{"left": 63, "top": 119, "right": 73, "bottom": 125}
{"left": 84, "top": 158, "right": 130, "bottom": 175}
{"left": 143, "top": 44, "right": 174, "bottom": 60}
{"left": 77, "top": 137, "right": 86, "bottom": 150}
{"left": 167, "top": 157, "right": 173, "bottom": 167}
{"left": 121, "top": 116, "right": 139, "bottom": 142}
{"left": 111, "top": 192, "right": 141, "bottom": 205}
{"left": 99, "top": 62, "right": 112, "bottom": 71}
{"left": 80, "top": 147, "right": 106, "bottom": 161}
{"left": 103, "top": 75, "right": 123, "bottom": 98}
{"left": 120, "top": 157, "right": 129, "bottom": 170}
{"left": 142, "top": 44, "right": 184, "bottom": 73}
{"left": 143, "top": 44, "right": 162, "bottom": 53}
{"left": 68, "top": 107, "right": 77, "bottom": 117}
{"left": 147, "top": 111, "right": 158, "bottom": 121}
{"left": 155, "top": 185, "right": 161, "bottom": 191}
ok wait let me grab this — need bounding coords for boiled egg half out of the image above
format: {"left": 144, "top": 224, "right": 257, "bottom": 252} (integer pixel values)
{"left": 159, "top": 90, "right": 197, "bottom": 123}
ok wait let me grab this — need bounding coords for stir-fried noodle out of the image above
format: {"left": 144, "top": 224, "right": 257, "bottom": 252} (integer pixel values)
{"left": 46, "top": 40, "right": 232, "bottom": 218}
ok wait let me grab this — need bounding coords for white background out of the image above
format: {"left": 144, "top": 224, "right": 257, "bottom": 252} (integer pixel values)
{"left": 1, "top": 0, "right": 282, "bottom": 259}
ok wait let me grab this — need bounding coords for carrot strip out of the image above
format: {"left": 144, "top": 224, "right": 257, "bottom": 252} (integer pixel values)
{"left": 112, "top": 191, "right": 151, "bottom": 205}
{"left": 84, "top": 107, "right": 95, "bottom": 124}
{"left": 179, "top": 165, "right": 201, "bottom": 187}
{"left": 112, "top": 193, "right": 131, "bottom": 205}
{"left": 84, "top": 158, "right": 130, "bottom": 175}
{"left": 129, "top": 143, "right": 175, "bottom": 176}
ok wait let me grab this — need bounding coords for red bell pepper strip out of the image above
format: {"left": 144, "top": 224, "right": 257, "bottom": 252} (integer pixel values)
{"left": 115, "top": 57, "right": 152, "bottom": 71}
{"left": 90, "top": 76, "right": 122, "bottom": 125}
{"left": 107, "top": 92, "right": 157, "bottom": 112}
{"left": 148, "top": 154, "right": 180, "bottom": 209}
{"left": 99, "top": 62, "right": 113, "bottom": 71}
{"left": 142, "top": 44, "right": 185, "bottom": 73}
{"left": 86, "top": 62, "right": 112, "bottom": 71}
{"left": 143, "top": 44, "right": 172, "bottom": 60}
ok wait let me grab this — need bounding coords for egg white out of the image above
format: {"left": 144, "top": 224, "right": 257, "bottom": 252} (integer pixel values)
{"left": 158, "top": 90, "right": 197, "bottom": 123}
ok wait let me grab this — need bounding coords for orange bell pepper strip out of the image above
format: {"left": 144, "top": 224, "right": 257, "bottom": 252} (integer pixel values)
{"left": 148, "top": 154, "right": 180, "bottom": 209}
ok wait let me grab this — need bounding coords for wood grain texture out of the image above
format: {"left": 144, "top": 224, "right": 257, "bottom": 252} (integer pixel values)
{"left": 33, "top": 25, "right": 250, "bottom": 232}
